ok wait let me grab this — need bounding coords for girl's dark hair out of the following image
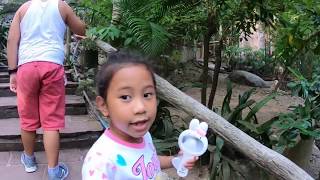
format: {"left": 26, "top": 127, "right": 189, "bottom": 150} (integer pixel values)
{"left": 96, "top": 50, "right": 156, "bottom": 100}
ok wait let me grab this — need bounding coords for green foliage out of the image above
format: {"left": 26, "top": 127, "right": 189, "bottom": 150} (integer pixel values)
{"left": 220, "top": 81, "right": 276, "bottom": 147}
{"left": 271, "top": 100, "right": 320, "bottom": 153}
{"left": 0, "top": 8, "right": 10, "bottom": 60}
{"left": 72, "top": 0, "right": 112, "bottom": 27}
{"left": 271, "top": 67, "right": 320, "bottom": 153}
{"left": 118, "top": 0, "right": 179, "bottom": 56}
{"left": 76, "top": 68, "right": 96, "bottom": 99}
{"left": 150, "top": 100, "right": 181, "bottom": 155}
{"left": 226, "top": 46, "right": 275, "bottom": 76}
{"left": 274, "top": 0, "right": 320, "bottom": 68}
{"left": 161, "top": 6, "right": 206, "bottom": 43}
{"left": 209, "top": 136, "right": 225, "bottom": 180}
{"left": 0, "top": 24, "right": 8, "bottom": 59}
{"left": 209, "top": 81, "right": 276, "bottom": 179}
{"left": 87, "top": 25, "right": 121, "bottom": 42}
{"left": 127, "top": 18, "right": 170, "bottom": 56}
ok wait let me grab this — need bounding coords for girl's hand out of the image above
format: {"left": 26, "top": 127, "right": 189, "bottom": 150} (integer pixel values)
{"left": 177, "top": 151, "right": 199, "bottom": 170}
{"left": 74, "top": 34, "right": 86, "bottom": 40}
{"left": 9, "top": 74, "right": 17, "bottom": 93}
{"left": 184, "top": 156, "right": 199, "bottom": 170}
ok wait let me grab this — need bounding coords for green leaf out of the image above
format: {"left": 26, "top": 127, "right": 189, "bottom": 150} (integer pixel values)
{"left": 221, "top": 81, "right": 232, "bottom": 117}
{"left": 127, "top": 17, "right": 170, "bottom": 56}
{"left": 222, "top": 161, "right": 231, "bottom": 180}
{"left": 239, "top": 88, "right": 256, "bottom": 105}
{"left": 300, "top": 129, "right": 320, "bottom": 138}
{"left": 314, "top": 44, "right": 320, "bottom": 55}
{"left": 243, "top": 93, "right": 277, "bottom": 122}
{"left": 288, "top": 67, "right": 305, "bottom": 80}
{"left": 216, "top": 137, "right": 224, "bottom": 150}
{"left": 287, "top": 82, "right": 298, "bottom": 89}
{"left": 153, "top": 137, "right": 178, "bottom": 153}
{"left": 228, "top": 100, "right": 255, "bottom": 123}
{"left": 274, "top": 115, "right": 295, "bottom": 129}
{"left": 124, "top": 38, "right": 133, "bottom": 46}
{"left": 238, "top": 120, "right": 259, "bottom": 134}
{"left": 257, "top": 116, "right": 279, "bottom": 134}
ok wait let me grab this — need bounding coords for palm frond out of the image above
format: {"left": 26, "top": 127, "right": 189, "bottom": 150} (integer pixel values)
{"left": 127, "top": 18, "right": 170, "bottom": 56}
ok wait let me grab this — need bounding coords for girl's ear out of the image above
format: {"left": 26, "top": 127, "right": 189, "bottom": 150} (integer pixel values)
{"left": 96, "top": 96, "right": 109, "bottom": 117}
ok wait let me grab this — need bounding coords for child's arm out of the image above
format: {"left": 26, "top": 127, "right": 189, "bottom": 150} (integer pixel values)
{"left": 158, "top": 155, "right": 174, "bottom": 169}
{"left": 7, "top": 7, "right": 22, "bottom": 71}
{"left": 6, "top": 3, "right": 27, "bottom": 93}
{"left": 60, "top": 1, "right": 86, "bottom": 36}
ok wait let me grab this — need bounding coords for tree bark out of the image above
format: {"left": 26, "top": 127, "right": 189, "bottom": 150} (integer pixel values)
{"left": 111, "top": 0, "right": 121, "bottom": 25}
{"left": 94, "top": 39, "right": 313, "bottom": 180}
{"left": 201, "top": 11, "right": 216, "bottom": 105}
{"left": 207, "top": 39, "right": 222, "bottom": 109}
{"left": 274, "top": 67, "right": 288, "bottom": 91}
{"left": 65, "top": 27, "right": 71, "bottom": 61}
{"left": 94, "top": 39, "right": 117, "bottom": 53}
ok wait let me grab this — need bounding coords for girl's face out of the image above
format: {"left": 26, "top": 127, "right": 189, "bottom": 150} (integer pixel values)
{"left": 97, "top": 65, "right": 157, "bottom": 143}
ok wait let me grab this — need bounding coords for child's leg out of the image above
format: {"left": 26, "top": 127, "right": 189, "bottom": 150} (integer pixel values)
{"left": 16, "top": 62, "right": 42, "bottom": 173}
{"left": 37, "top": 62, "right": 68, "bottom": 179}
{"left": 43, "top": 130, "right": 60, "bottom": 168}
{"left": 21, "top": 129, "right": 36, "bottom": 156}
{"left": 17, "top": 62, "right": 42, "bottom": 139}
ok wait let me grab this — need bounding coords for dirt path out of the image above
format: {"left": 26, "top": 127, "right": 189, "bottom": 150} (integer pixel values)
{"left": 183, "top": 73, "right": 303, "bottom": 124}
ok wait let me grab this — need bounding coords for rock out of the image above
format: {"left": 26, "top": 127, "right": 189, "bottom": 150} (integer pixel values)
{"left": 228, "top": 70, "right": 269, "bottom": 88}
{"left": 306, "top": 145, "right": 320, "bottom": 179}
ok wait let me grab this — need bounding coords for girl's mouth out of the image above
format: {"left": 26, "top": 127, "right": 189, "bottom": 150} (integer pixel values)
{"left": 130, "top": 120, "right": 148, "bottom": 131}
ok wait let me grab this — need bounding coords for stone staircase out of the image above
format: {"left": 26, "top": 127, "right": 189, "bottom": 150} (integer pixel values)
{"left": 0, "top": 64, "right": 103, "bottom": 151}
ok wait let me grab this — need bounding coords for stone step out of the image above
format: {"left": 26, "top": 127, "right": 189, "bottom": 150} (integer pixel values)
{"left": 0, "top": 65, "right": 71, "bottom": 70}
{"left": 0, "top": 70, "right": 74, "bottom": 83}
{"left": 0, "top": 61, "right": 7, "bottom": 66}
{"left": 0, "top": 72, "right": 8, "bottom": 78}
{"left": 0, "top": 81, "right": 78, "bottom": 96}
{"left": 0, "top": 95, "right": 87, "bottom": 119}
{"left": 0, "top": 115, "right": 103, "bottom": 151}
{"left": 0, "top": 66, "right": 7, "bottom": 73}
{"left": 0, "top": 77, "right": 7, "bottom": 83}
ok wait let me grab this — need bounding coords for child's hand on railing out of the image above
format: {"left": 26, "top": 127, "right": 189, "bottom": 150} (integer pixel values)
{"left": 73, "top": 34, "right": 87, "bottom": 40}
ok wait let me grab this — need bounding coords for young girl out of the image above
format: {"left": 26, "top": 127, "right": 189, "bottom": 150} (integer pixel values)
{"left": 82, "top": 51, "right": 198, "bottom": 179}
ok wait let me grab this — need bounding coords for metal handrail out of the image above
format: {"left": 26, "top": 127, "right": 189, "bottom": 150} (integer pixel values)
{"left": 69, "top": 38, "right": 108, "bottom": 129}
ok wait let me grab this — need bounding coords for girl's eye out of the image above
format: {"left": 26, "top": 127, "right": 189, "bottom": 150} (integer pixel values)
{"left": 120, "top": 95, "right": 131, "bottom": 101}
{"left": 144, "top": 92, "right": 154, "bottom": 98}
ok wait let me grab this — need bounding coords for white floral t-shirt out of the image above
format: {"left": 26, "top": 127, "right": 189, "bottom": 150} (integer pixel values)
{"left": 82, "top": 129, "right": 161, "bottom": 180}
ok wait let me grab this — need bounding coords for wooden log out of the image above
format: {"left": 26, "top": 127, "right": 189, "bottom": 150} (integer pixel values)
{"left": 155, "top": 74, "right": 313, "bottom": 180}
{"left": 94, "top": 40, "right": 313, "bottom": 180}
{"left": 95, "top": 39, "right": 117, "bottom": 54}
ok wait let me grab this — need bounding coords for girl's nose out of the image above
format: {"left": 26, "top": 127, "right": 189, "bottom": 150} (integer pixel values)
{"left": 133, "top": 98, "right": 146, "bottom": 114}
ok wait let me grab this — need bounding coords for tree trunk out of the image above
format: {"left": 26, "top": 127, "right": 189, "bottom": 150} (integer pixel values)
{"left": 284, "top": 137, "right": 314, "bottom": 171}
{"left": 208, "top": 39, "right": 223, "bottom": 109}
{"left": 111, "top": 0, "right": 121, "bottom": 25}
{"left": 274, "top": 67, "right": 288, "bottom": 91}
{"left": 201, "top": 11, "right": 216, "bottom": 105}
{"left": 94, "top": 39, "right": 313, "bottom": 180}
{"left": 65, "top": 27, "right": 71, "bottom": 62}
